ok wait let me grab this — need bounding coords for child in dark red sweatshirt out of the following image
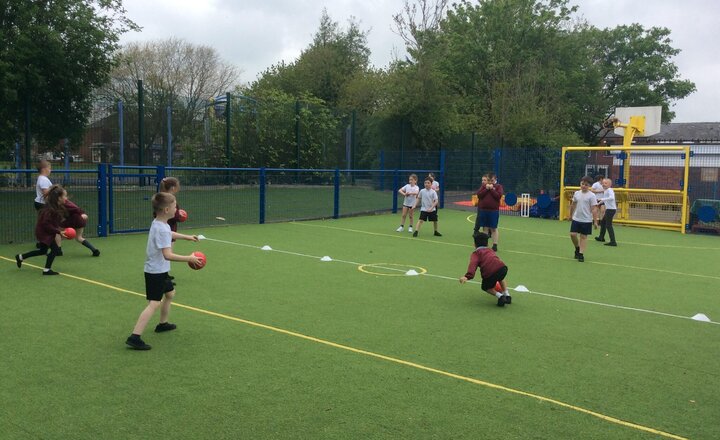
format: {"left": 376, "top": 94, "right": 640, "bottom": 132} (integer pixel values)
{"left": 459, "top": 232, "right": 511, "bottom": 307}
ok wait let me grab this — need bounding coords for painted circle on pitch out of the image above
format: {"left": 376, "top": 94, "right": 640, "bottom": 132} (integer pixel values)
{"left": 698, "top": 206, "right": 717, "bottom": 223}
{"left": 504, "top": 193, "right": 517, "bottom": 206}
{"left": 358, "top": 263, "right": 427, "bottom": 276}
{"left": 537, "top": 193, "right": 551, "bottom": 209}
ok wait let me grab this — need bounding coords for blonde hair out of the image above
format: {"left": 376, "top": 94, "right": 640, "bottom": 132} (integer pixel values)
{"left": 159, "top": 176, "right": 180, "bottom": 193}
{"left": 152, "top": 192, "right": 176, "bottom": 214}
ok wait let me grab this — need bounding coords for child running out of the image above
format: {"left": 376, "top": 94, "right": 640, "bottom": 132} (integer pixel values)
{"left": 126, "top": 192, "right": 200, "bottom": 351}
{"left": 396, "top": 173, "right": 419, "bottom": 233}
{"left": 412, "top": 177, "right": 441, "bottom": 237}
{"left": 459, "top": 232, "right": 511, "bottom": 307}
{"left": 16, "top": 184, "right": 69, "bottom": 275}
{"left": 62, "top": 197, "right": 100, "bottom": 256}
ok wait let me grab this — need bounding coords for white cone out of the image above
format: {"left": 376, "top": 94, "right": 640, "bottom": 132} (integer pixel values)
{"left": 320, "top": 256, "right": 332, "bottom": 262}
{"left": 691, "top": 313, "right": 711, "bottom": 322}
{"left": 405, "top": 269, "right": 419, "bottom": 276}
{"left": 197, "top": 234, "right": 206, "bottom": 240}
{"left": 215, "top": 216, "right": 226, "bottom": 221}
{"left": 514, "top": 285, "right": 530, "bottom": 292}
{"left": 261, "top": 245, "right": 272, "bottom": 251}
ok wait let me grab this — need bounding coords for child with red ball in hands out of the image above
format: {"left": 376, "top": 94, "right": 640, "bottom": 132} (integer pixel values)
{"left": 15, "top": 185, "right": 71, "bottom": 275}
{"left": 126, "top": 192, "right": 201, "bottom": 350}
{"left": 459, "top": 232, "right": 511, "bottom": 307}
{"left": 62, "top": 197, "right": 100, "bottom": 256}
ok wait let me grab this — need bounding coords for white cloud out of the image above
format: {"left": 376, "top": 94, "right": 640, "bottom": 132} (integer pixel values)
{"left": 118, "top": 0, "right": 719, "bottom": 122}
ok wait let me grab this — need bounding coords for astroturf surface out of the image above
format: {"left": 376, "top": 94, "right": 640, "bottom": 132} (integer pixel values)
{"left": 1, "top": 211, "right": 719, "bottom": 439}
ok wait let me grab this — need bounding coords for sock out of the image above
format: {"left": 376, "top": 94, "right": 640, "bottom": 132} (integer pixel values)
{"left": 495, "top": 292, "right": 503, "bottom": 298}
{"left": 81, "top": 240, "right": 97, "bottom": 252}
{"left": 504, "top": 290, "right": 509, "bottom": 296}
{"left": 129, "top": 333, "right": 141, "bottom": 339}
{"left": 575, "top": 246, "right": 580, "bottom": 252}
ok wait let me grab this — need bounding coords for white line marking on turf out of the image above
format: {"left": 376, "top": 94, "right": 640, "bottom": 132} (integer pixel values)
{"left": 292, "top": 222, "right": 720, "bottom": 281}
{"left": 200, "top": 236, "right": 718, "bottom": 326}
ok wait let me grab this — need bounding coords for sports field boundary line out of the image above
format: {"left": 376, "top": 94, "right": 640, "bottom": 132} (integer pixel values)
{"left": 463, "top": 213, "right": 720, "bottom": 251}
{"left": 199, "top": 237, "right": 718, "bottom": 326}
{"left": 291, "top": 221, "right": 720, "bottom": 281}
{"left": 0, "top": 255, "right": 689, "bottom": 440}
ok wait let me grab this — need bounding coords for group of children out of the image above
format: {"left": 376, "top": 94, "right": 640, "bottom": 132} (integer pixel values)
{"left": 396, "top": 173, "right": 442, "bottom": 237}
{"left": 15, "top": 160, "right": 100, "bottom": 275}
{"left": 570, "top": 175, "right": 618, "bottom": 262}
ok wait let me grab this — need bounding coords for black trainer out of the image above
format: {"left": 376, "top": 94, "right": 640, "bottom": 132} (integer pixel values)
{"left": 413, "top": 231, "right": 418, "bottom": 237}
{"left": 574, "top": 250, "right": 580, "bottom": 259}
{"left": 155, "top": 322, "right": 177, "bottom": 333}
{"left": 92, "top": 249, "right": 101, "bottom": 257}
{"left": 595, "top": 237, "right": 605, "bottom": 242}
{"left": 496, "top": 296, "right": 506, "bottom": 307}
{"left": 43, "top": 270, "right": 60, "bottom": 275}
{"left": 504, "top": 295, "right": 512, "bottom": 304}
{"left": 604, "top": 242, "right": 617, "bottom": 246}
{"left": 434, "top": 231, "right": 442, "bottom": 237}
{"left": 15, "top": 254, "right": 22, "bottom": 268}
{"left": 492, "top": 244, "right": 498, "bottom": 252}
{"left": 126, "top": 336, "right": 151, "bottom": 350}
{"left": 578, "top": 254, "right": 585, "bottom": 262}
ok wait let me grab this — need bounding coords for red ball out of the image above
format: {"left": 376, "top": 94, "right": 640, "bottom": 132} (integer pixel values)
{"left": 188, "top": 251, "right": 206, "bottom": 270}
{"left": 63, "top": 227, "right": 76, "bottom": 239}
{"left": 494, "top": 281, "right": 503, "bottom": 293}
{"left": 177, "top": 209, "right": 188, "bottom": 222}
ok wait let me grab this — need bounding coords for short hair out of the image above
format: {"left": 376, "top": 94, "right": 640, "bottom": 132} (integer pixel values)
{"left": 581, "top": 176, "right": 593, "bottom": 186}
{"left": 473, "top": 231, "right": 490, "bottom": 248}
{"left": 37, "top": 159, "right": 51, "bottom": 172}
{"left": 152, "top": 192, "right": 176, "bottom": 214}
{"left": 594, "top": 174, "right": 604, "bottom": 181}
{"left": 424, "top": 178, "right": 432, "bottom": 184}
{"left": 486, "top": 172, "right": 496, "bottom": 180}
{"left": 159, "top": 176, "right": 180, "bottom": 193}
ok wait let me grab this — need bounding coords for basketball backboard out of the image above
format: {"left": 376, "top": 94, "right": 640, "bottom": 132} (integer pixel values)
{"left": 613, "top": 106, "right": 662, "bottom": 137}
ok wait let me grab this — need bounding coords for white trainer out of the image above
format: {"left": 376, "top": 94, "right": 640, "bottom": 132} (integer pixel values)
{"left": 396, "top": 226, "right": 404, "bottom": 232}
{"left": 408, "top": 227, "right": 413, "bottom": 233}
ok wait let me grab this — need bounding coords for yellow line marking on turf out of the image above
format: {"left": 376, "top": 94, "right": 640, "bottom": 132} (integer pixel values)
{"left": 358, "top": 263, "right": 427, "bottom": 276}
{"left": 1, "top": 255, "right": 688, "bottom": 439}
{"left": 293, "top": 222, "right": 720, "bottom": 280}
{"left": 465, "top": 214, "right": 720, "bottom": 251}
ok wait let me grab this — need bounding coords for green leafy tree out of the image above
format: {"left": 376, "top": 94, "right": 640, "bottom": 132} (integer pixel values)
{"left": 0, "top": 0, "right": 137, "bottom": 158}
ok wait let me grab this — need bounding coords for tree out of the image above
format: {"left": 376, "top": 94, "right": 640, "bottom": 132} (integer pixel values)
{"left": 101, "top": 38, "right": 240, "bottom": 160}
{"left": 0, "top": 0, "right": 137, "bottom": 158}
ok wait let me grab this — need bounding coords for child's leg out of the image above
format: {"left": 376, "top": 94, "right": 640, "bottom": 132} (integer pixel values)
{"left": 570, "top": 232, "right": 579, "bottom": 248}
{"left": 159, "top": 290, "right": 176, "bottom": 324}
{"left": 400, "top": 207, "right": 408, "bottom": 225}
{"left": 415, "top": 219, "right": 424, "bottom": 231}
{"left": 76, "top": 227, "right": 99, "bottom": 255}
{"left": 408, "top": 208, "right": 414, "bottom": 225}
{"left": 578, "top": 234, "right": 587, "bottom": 253}
{"left": 490, "top": 228, "right": 499, "bottom": 245}
{"left": 433, "top": 220, "right": 438, "bottom": 231}
{"left": 132, "top": 300, "right": 163, "bottom": 335}
{"left": 41, "top": 242, "right": 62, "bottom": 274}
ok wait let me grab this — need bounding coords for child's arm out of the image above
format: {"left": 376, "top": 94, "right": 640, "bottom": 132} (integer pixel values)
{"left": 162, "top": 247, "right": 202, "bottom": 265}
{"left": 172, "top": 232, "right": 199, "bottom": 242}
{"left": 592, "top": 205, "right": 599, "bottom": 228}
{"left": 398, "top": 187, "right": 406, "bottom": 196}
{"left": 459, "top": 254, "right": 480, "bottom": 284}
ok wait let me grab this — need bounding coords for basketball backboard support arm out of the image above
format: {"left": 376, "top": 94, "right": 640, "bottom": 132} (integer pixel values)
{"left": 608, "top": 106, "right": 662, "bottom": 189}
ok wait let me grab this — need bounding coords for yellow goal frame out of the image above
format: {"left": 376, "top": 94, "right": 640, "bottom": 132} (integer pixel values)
{"left": 560, "top": 146, "right": 691, "bottom": 234}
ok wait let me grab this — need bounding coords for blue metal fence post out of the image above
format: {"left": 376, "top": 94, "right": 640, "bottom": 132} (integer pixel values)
{"left": 97, "top": 163, "right": 108, "bottom": 237}
{"left": 155, "top": 166, "right": 166, "bottom": 191}
{"left": 108, "top": 164, "right": 114, "bottom": 233}
{"left": 63, "top": 138, "right": 70, "bottom": 183}
{"left": 379, "top": 150, "right": 385, "bottom": 191}
{"left": 439, "top": 149, "right": 446, "bottom": 209}
{"left": 392, "top": 170, "right": 399, "bottom": 214}
{"left": 118, "top": 100, "right": 124, "bottom": 165}
{"left": 334, "top": 168, "right": 340, "bottom": 219}
{"left": 493, "top": 147, "right": 502, "bottom": 179}
{"left": 259, "top": 167, "right": 266, "bottom": 224}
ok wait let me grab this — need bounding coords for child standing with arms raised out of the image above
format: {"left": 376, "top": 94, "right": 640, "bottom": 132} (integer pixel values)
{"left": 126, "top": 192, "right": 201, "bottom": 350}
{"left": 412, "top": 177, "right": 442, "bottom": 237}
{"left": 570, "top": 176, "right": 599, "bottom": 262}
{"left": 396, "top": 174, "right": 419, "bottom": 233}
{"left": 16, "top": 184, "right": 69, "bottom": 275}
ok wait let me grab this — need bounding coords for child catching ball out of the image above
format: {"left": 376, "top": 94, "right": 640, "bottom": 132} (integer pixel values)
{"left": 459, "top": 232, "right": 511, "bottom": 307}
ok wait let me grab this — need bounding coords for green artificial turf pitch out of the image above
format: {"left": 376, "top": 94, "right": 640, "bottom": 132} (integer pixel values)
{"left": 1, "top": 211, "right": 719, "bottom": 439}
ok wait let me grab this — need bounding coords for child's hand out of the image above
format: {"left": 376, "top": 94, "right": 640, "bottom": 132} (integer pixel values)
{"left": 188, "top": 253, "right": 202, "bottom": 265}
{"left": 459, "top": 276, "right": 468, "bottom": 284}
{"left": 189, "top": 235, "right": 199, "bottom": 242}
{"left": 81, "top": 214, "right": 88, "bottom": 221}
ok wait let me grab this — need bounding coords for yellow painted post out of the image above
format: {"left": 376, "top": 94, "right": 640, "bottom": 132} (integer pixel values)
{"left": 559, "top": 146, "right": 567, "bottom": 221}
{"left": 680, "top": 146, "right": 690, "bottom": 234}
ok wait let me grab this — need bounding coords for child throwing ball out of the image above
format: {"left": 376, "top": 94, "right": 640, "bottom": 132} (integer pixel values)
{"left": 459, "top": 232, "right": 511, "bottom": 307}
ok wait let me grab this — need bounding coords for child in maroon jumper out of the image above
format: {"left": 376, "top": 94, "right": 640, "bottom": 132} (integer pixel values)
{"left": 459, "top": 232, "right": 511, "bottom": 307}
{"left": 15, "top": 185, "right": 70, "bottom": 275}
{"left": 62, "top": 198, "right": 100, "bottom": 256}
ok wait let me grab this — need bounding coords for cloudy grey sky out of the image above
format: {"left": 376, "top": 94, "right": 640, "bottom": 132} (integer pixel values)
{"left": 119, "top": 0, "right": 720, "bottom": 123}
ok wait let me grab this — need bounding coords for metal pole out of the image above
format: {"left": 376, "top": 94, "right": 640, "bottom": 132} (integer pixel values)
{"left": 118, "top": 100, "right": 124, "bottom": 165}
{"left": 225, "top": 92, "right": 231, "bottom": 166}
{"left": 167, "top": 104, "right": 172, "bottom": 167}
{"left": 138, "top": 80, "right": 144, "bottom": 167}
